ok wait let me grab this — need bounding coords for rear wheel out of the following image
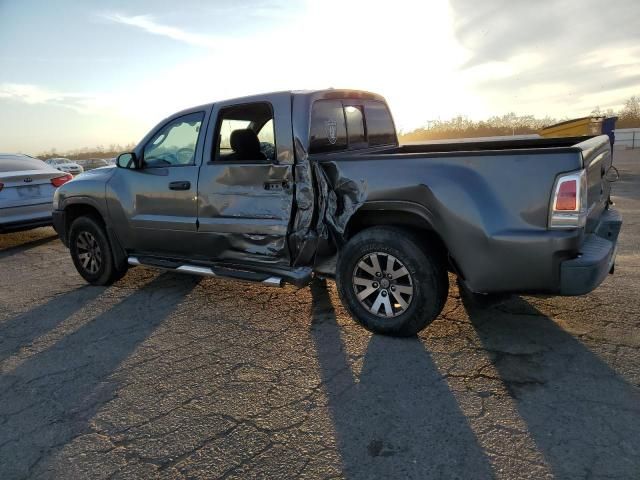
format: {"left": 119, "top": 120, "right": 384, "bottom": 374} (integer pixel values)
{"left": 336, "top": 227, "right": 448, "bottom": 336}
{"left": 69, "top": 215, "right": 127, "bottom": 285}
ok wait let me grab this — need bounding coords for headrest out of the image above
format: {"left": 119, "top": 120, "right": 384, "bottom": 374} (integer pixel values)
{"left": 230, "top": 129, "right": 261, "bottom": 158}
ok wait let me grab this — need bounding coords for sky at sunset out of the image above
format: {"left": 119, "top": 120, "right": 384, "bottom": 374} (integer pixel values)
{"left": 1, "top": 0, "right": 639, "bottom": 153}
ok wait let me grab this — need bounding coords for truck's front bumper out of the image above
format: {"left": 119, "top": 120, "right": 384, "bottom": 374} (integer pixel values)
{"left": 52, "top": 210, "right": 67, "bottom": 246}
{"left": 559, "top": 208, "right": 622, "bottom": 295}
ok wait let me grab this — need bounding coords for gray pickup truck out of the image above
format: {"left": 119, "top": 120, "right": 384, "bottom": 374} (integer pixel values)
{"left": 52, "top": 89, "right": 622, "bottom": 336}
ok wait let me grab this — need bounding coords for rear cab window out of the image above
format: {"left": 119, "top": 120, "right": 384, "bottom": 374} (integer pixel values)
{"left": 365, "top": 101, "right": 397, "bottom": 146}
{"left": 309, "top": 99, "right": 396, "bottom": 154}
{"left": 309, "top": 100, "right": 347, "bottom": 153}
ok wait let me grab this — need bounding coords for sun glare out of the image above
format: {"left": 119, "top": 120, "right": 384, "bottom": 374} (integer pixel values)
{"left": 94, "top": 0, "right": 478, "bottom": 138}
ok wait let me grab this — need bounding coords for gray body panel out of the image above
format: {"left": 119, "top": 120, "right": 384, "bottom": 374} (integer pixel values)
{"left": 107, "top": 165, "right": 200, "bottom": 255}
{"left": 53, "top": 89, "right": 618, "bottom": 295}
{"left": 56, "top": 167, "right": 114, "bottom": 219}
{"left": 318, "top": 151, "right": 585, "bottom": 293}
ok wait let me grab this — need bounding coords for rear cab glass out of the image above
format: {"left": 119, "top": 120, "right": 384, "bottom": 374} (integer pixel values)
{"left": 365, "top": 101, "right": 396, "bottom": 146}
{"left": 309, "top": 99, "right": 396, "bottom": 154}
{"left": 309, "top": 100, "right": 347, "bottom": 153}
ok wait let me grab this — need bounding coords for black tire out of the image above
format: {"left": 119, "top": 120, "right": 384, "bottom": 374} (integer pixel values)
{"left": 336, "top": 226, "right": 448, "bottom": 336}
{"left": 69, "top": 215, "right": 127, "bottom": 285}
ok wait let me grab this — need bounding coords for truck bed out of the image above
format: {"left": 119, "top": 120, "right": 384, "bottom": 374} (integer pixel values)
{"left": 370, "top": 134, "right": 612, "bottom": 235}
{"left": 319, "top": 135, "right": 614, "bottom": 294}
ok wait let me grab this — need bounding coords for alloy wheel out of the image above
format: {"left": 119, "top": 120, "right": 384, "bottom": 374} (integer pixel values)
{"left": 352, "top": 252, "right": 414, "bottom": 318}
{"left": 76, "top": 231, "right": 102, "bottom": 275}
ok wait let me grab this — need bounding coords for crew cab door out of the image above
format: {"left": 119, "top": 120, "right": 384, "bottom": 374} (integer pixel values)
{"left": 107, "top": 111, "right": 206, "bottom": 255}
{"left": 195, "top": 94, "right": 295, "bottom": 266}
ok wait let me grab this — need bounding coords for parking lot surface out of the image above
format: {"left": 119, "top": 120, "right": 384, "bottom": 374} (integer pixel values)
{"left": 1, "top": 150, "right": 639, "bottom": 479}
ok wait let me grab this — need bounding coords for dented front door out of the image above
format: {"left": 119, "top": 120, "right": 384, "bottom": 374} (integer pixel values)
{"left": 195, "top": 94, "right": 296, "bottom": 266}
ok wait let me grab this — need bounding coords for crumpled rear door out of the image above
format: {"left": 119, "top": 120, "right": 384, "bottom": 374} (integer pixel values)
{"left": 195, "top": 93, "right": 295, "bottom": 266}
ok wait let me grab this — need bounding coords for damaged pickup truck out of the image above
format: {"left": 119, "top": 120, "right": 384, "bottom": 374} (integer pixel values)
{"left": 52, "top": 89, "right": 622, "bottom": 336}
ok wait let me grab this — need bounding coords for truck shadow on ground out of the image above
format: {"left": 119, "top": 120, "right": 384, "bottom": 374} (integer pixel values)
{"left": 310, "top": 280, "right": 495, "bottom": 479}
{"left": 0, "top": 273, "right": 199, "bottom": 479}
{"left": 462, "top": 292, "right": 640, "bottom": 479}
{"left": 0, "top": 285, "right": 104, "bottom": 364}
{"left": 311, "top": 280, "right": 640, "bottom": 479}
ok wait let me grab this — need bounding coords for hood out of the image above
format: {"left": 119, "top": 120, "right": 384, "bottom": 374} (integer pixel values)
{"left": 73, "top": 165, "right": 116, "bottom": 180}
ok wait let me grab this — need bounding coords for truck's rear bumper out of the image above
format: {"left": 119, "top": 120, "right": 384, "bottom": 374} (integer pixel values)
{"left": 559, "top": 208, "right": 622, "bottom": 295}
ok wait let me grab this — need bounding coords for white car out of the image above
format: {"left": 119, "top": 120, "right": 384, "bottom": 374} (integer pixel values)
{"left": 44, "top": 157, "right": 84, "bottom": 175}
{"left": 0, "top": 154, "right": 73, "bottom": 232}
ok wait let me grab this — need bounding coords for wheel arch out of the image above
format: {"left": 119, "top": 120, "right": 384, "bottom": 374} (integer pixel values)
{"left": 63, "top": 200, "right": 106, "bottom": 238}
{"left": 335, "top": 222, "right": 450, "bottom": 336}
{"left": 63, "top": 199, "right": 126, "bottom": 268}
{"left": 344, "top": 201, "right": 450, "bottom": 263}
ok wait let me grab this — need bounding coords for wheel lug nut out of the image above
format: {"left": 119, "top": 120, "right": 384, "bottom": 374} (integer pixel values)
{"left": 372, "top": 282, "right": 379, "bottom": 288}
{"left": 390, "top": 286, "right": 395, "bottom": 291}
{"left": 381, "top": 290, "right": 387, "bottom": 297}
{"left": 375, "top": 272, "right": 382, "bottom": 277}
{"left": 387, "top": 273, "right": 392, "bottom": 279}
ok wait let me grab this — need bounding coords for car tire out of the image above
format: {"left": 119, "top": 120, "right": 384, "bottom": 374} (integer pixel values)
{"left": 69, "top": 215, "right": 127, "bottom": 286}
{"left": 336, "top": 226, "right": 448, "bottom": 337}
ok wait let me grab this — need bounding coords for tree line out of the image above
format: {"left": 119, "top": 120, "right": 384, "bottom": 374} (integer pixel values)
{"left": 38, "top": 143, "right": 137, "bottom": 161}
{"left": 399, "top": 95, "right": 640, "bottom": 143}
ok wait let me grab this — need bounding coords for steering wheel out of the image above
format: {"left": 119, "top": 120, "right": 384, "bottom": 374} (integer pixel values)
{"left": 144, "top": 154, "right": 175, "bottom": 167}
{"left": 259, "top": 142, "right": 275, "bottom": 160}
{"left": 176, "top": 148, "right": 195, "bottom": 164}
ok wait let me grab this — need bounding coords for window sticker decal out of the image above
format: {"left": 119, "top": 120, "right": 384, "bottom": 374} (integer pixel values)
{"left": 326, "top": 120, "right": 337, "bottom": 145}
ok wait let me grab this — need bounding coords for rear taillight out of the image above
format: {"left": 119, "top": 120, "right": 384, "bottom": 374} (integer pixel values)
{"left": 549, "top": 170, "right": 587, "bottom": 229}
{"left": 51, "top": 173, "right": 73, "bottom": 188}
{"left": 555, "top": 180, "right": 577, "bottom": 211}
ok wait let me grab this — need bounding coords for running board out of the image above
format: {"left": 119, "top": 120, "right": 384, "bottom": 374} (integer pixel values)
{"left": 128, "top": 256, "right": 283, "bottom": 287}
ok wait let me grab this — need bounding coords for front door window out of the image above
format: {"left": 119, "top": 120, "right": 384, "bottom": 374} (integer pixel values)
{"left": 143, "top": 112, "right": 204, "bottom": 167}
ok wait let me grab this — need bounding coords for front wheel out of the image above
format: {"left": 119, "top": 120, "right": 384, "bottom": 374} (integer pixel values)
{"left": 336, "top": 227, "right": 448, "bottom": 336}
{"left": 69, "top": 215, "right": 127, "bottom": 285}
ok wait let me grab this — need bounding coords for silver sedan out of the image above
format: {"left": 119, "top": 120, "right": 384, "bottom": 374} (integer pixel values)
{"left": 44, "top": 158, "right": 84, "bottom": 175}
{"left": 0, "top": 154, "right": 73, "bottom": 233}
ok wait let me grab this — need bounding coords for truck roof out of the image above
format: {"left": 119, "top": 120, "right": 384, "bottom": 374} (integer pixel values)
{"left": 175, "top": 89, "right": 387, "bottom": 116}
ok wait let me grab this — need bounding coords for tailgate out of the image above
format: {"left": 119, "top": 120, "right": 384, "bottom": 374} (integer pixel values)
{"left": 576, "top": 135, "right": 612, "bottom": 233}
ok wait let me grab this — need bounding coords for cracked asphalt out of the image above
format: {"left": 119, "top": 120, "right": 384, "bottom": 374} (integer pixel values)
{"left": 1, "top": 149, "right": 639, "bottom": 480}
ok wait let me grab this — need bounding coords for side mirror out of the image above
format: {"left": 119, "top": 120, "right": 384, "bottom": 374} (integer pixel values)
{"left": 116, "top": 152, "right": 138, "bottom": 169}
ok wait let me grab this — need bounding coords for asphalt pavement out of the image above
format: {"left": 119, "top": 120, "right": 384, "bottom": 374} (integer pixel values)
{"left": 0, "top": 149, "right": 639, "bottom": 479}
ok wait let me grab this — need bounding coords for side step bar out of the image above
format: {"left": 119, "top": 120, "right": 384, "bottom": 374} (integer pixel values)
{"left": 128, "top": 256, "right": 283, "bottom": 287}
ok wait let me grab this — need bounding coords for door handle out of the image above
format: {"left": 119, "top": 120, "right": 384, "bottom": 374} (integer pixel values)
{"left": 169, "top": 181, "right": 191, "bottom": 191}
{"left": 264, "top": 180, "right": 289, "bottom": 191}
